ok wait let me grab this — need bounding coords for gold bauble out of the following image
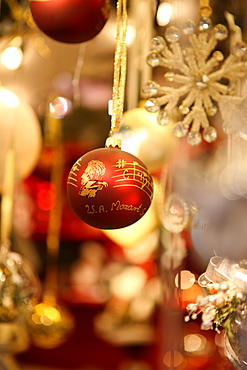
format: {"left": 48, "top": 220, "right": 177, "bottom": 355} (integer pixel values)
{"left": 0, "top": 322, "right": 30, "bottom": 353}
{"left": 0, "top": 251, "right": 40, "bottom": 323}
{"left": 27, "top": 301, "right": 74, "bottom": 349}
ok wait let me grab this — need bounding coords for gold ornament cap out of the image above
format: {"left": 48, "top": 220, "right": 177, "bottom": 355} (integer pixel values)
{"left": 105, "top": 136, "right": 122, "bottom": 148}
{"left": 200, "top": 0, "right": 212, "bottom": 17}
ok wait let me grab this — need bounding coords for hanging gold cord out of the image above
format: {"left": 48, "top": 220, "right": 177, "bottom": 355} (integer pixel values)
{"left": 110, "top": 0, "right": 128, "bottom": 132}
{"left": 43, "top": 113, "right": 64, "bottom": 304}
{"left": 0, "top": 143, "right": 15, "bottom": 247}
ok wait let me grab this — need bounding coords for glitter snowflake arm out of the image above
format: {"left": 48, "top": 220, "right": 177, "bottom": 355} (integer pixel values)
{"left": 208, "top": 54, "right": 244, "bottom": 82}
{"left": 143, "top": 18, "right": 247, "bottom": 146}
{"left": 203, "top": 51, "right": 224, "bottom": 75}
{"left": 190, "top": 33, "right": 217, "bottom": 63}
{"left": 170, "top": 43, "right": 191, "bottom": 75}
{"left": 178, "top": 97, "right": 210, "bottom": 143}
{"left": 148, "top": 85, "right": 192, "bottom": 109}
{"left": 147, "top": 41, "right": 190, "bottom": 76}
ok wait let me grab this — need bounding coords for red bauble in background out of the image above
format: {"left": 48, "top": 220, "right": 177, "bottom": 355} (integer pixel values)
{"left": 29, "top": 0, "right": 111, "bottom": 44}
{"left": 67, "top": 148, "right": 153, "bottom": 229}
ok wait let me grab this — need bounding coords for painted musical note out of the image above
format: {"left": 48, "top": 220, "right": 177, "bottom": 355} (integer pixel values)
{"left": 112, "top": 159, "right": 153, "bottom": 199}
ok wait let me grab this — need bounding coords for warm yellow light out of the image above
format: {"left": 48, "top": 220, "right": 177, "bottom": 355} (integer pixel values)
{"left": 0, "top": 90, "right": 19, "bottom": 108}
{"left": 157, "top": 2, "right": 172, "bottom": 26}
{"left": 1, "top": 46, "right": 23, "bottom": 70}
{"left": 0, "top": 87, "right": 42, "bottom": 192}
{"left": 110, "top": 266, "right": 147, "bottom": 300}
{"left": 126, "top": 24, "right": 136, "bottom": 46}
{"left": 175, "top": 270, "right": 195, "bottom": 289}
{"left": 35, "top": 303, "right": 47, "bottom": 316}
{"left": 31, "top": 313, "right": 41, "bottom": 325}
{"left": 184, "top": 334, "right": 207, "bottom": 353}
{"left": 123, "top": 230, "right": 159, "bottom": 264}
{"left": 40, "top": 315, "right": 53, "bottom": 326}
{"left": 121, "top": 131, "right": 147, "bottom": 155}
{"left": 45, "top": 307, "right": 61, "bottom": 322}
{"left": 33, "top": 303, "right": 62, "bottom": 326}
{"left": 129, "top": 295, "right": 154, "bottom": 321}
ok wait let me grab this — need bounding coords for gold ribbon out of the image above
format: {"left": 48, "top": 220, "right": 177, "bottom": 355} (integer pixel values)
{"left": 110, "top": 0, "right": 128, "bottom": 132}
{"left": 43, "top": 112, "right": 64, "bottom": 303}
{"left": 0, "top": 143, "right": 15, "bottom": 247}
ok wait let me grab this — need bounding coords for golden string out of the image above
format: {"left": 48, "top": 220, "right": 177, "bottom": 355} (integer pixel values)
{"left": 200, "top": 0, "right": 210, "bottom": 7}
{"left": 4, "top": 0, "right": 23, "bottom": 22}
{"left": 110, "top": 0, "right": 128, "bottom": 132}
{"left": 43, "top": 112, "right": 64, "bottom": 303}
{"left": 0, "top": 144, "right": 15, "bottom": 247}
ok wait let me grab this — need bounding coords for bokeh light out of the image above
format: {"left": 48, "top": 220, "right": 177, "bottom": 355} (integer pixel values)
{"left": 36, "top": 182, "right": 56, "bottom": 211}
{"left": 175, "top": 270, "right": 196, "bottom": 289}
{"left": 163, "top": 350, "right": 184, "bottom": 367}
{"left": 184, "top": 334, "right": 207, "bottom": 353}
{"left": 49, "top": 96, "right": 72, "bottom": 119}
{"left": 110, "top": 266, "right": 147, "bottom": 300}
{"left": 126, "top": 24, "right": 136, "bottom": 46}
{"left": 157, "top": 2, "right": 172, "bottom": 26}
{"left": 0, "top": 89, "right": 19, "bottom": 108}
{"left": 1, "top": 46, "right": 23, "bottom": 70}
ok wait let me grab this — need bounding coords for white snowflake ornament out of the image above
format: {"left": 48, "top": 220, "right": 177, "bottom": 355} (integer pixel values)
{"left": 143, "top": 16, "right": 247, "bottom": 145}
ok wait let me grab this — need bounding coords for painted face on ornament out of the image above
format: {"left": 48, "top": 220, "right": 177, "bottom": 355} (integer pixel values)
{"left": 67, "top": 148, "right": 153, "bottom": 229}
{"left": 79, "top": 160, "right": 108, "bottom": 198}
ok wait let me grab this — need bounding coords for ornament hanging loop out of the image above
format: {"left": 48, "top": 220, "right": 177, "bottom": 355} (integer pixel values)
{"left": 105, "top": 135, "right": 122, "bottom": 149}
{"left": 199, "top": 0, "right": 212, "bottom": 18}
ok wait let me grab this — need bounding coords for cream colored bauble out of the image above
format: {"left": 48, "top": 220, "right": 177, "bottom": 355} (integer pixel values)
{"left": 120, "top": 107, "right": 178, "bottom": 172}
{"left": 103, "top": 178, "right": 160, "bottom": 249}
{"left": 0, "top": 88, "right": 42, "bottom": 190}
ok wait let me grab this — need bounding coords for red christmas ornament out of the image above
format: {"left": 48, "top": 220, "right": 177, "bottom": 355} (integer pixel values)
{"left": 29, "top": 0, "right": 111, "bottom": 44}
{"left": 67, "top": 148, "right": 153, "bottom": 229}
